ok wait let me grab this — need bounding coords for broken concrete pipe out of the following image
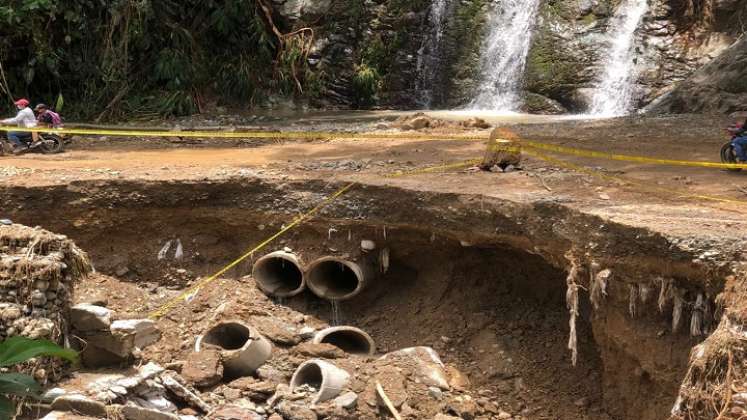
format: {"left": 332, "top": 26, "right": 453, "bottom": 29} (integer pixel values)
{"left": 195, "top": 321, "right": 272, "bottom": 379}
{"left": 290, "top": 359, "right": 351, "bottom": 404}
{"left": 306, "top": 257, "right": 370, "bottom": 301}
{"left": 253, "top": 250, "right": 306, "bottom": 298}
{"left": 313, "top": 326, "right": 376, "bottom": 356}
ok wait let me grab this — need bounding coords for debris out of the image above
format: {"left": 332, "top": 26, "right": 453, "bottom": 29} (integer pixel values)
{"left": 162, "top": 372, "right": 212, "bottom": 413}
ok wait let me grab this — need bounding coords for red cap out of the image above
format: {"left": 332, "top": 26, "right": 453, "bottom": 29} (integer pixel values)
{"left": 14, "top": 99, "right": 29, "bottom": 107}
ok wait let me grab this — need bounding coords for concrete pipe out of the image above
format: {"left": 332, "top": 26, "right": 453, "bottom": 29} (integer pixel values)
{"left": 312, "top": 326, "right": 376, "bottom": 356}
{"left": 290, "top": 359, "right": 351, "bottom": 404}
{"left": 306, "top": 257, "right": 369, "bottom": 301}
{"left": 252, "top": 251, "right": 305, "bottom": 298}
{"left": 195, "top": 321, "right": 272, "bottom": 379}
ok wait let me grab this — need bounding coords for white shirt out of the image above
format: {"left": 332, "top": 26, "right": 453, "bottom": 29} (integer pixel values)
{"left": 2, "top": 107, "right": 37, "bottom": 128}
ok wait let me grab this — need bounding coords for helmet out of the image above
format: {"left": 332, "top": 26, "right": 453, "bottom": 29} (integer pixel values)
{"left": 14, "top": 99, "right": 29, "bottom": 107}
{"left": 34, "top": 103, "right": 48, "bottom": 111}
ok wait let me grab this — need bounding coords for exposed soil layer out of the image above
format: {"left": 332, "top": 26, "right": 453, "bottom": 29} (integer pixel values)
{"left": 1, "top": 176, "right": 735, "bottom": 420}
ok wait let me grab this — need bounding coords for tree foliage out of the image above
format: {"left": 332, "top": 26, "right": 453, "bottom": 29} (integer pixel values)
{"left": 0, "top": 0, "right": 307, "bottom": 119}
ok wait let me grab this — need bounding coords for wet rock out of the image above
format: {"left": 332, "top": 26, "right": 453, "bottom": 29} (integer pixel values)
{"left": 209, "top": 404, "right": 264, "bottom": 420}
{"left": 121, "top": 405, "right": 179, "bottom": 420}
{"left": 182, "top": 349, "right": 223, "bottom": 388}
{"left": 276, "top": 401, "right": 318, "bottom": 420}
{"left": 70, "top": 304, "right": 112, "bottom": 331}
{"left": 293, "top": 342, "right": 346, "bottom": 359}
{"left": 50, "top": 395, "right": 108, "bottom": 417}
{"left": 334, "top": 391, "right": 358, "bottom": 410}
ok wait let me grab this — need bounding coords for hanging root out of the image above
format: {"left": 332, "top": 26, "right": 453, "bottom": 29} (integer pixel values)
{"left": 640, "top": 282, "right": 654, "bottom": 304}
{"left": 629, "top": 284, "right": 640, "bottom": 318}
{"left": 589, "top": 267, "right": 610, "bottom": 311}
{"left": 658, "top": 277, "right": 674, "bottom": 313}
{"left": 673, "top": 288, "right": 685, "bottom": 333}
{"left": 565, "top": 250, "right": 582, "bottom": 367}
{"left": 690, "top": 293, "right": 704, "bottom": 337}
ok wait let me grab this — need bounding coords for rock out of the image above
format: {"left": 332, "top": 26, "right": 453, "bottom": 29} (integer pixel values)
{"left": 255, "top": 318, "right": 300, "bottom": 345}
{"left": 182, "top": 350, "right": 223, "bottom": 388}
{"left": 434, "top": 415, "right": 461, "bottom": 420}
{"left": 121, "top": 405, "right": 179, "bottom": 420}
{"left": 293, "top": 342, "right": 346, "bottom": 359}
{"left": 257, "top": 366, "right": 287, "bottom": 383}
{"left": 243, "top": 381, "right": 277, "bottom": 402}
{"left": 42, "top": 387, "right": 67, "bottom": 402}
{"left": 209, "top": 404, "right": 264, "bottom": 420}
{"left": 447, "top": 396, "right": 478, "bottom": 419}
{"left": 298, "top": 326, "right": 316, "bottom": 340}
{"left": 334, "top": 391, "right": 358, "bottom": 409}
{"left": 371, "top": 365, "right": 407, "bottom": 408}
{"left": 162, "top": 373, "right": 212, "bottom": 413}
{"left": 646, "top": 36, "right": 747, "bottom": 114}
{"left": 428, "top": 387, "right": 444, "bottom": 400}
{"left": 360, "top": 240, "right": 376, "bottom": 251}
{"left": 446, "top": 365, "right": 471, "bottom": 391}
{"left": 276, "top": 401, "right": 318, "bottom": 420}
{"left": 111, "top": 319, "right": 161, "bottom": 349}
{"left": 497, "top": 411, "right": 512, "bottom": 419}
{"left": 50, "top": 395, "right": 108, "bottom": 417}
{"left": 70, "top": 304, "right": 112, "bottom": 331}
{"left": 223, "top": 387, "right": 242, "bottom": 400}
{"left": 522, "top": 93, "right": 568, "bottom": 114}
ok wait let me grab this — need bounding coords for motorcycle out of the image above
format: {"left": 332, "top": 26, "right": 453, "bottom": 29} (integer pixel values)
{"left": 0, "top": 131, "right": 64, "bottom": 156}
{"left": 721, "top": 127, "right": 743, "bottom": 172}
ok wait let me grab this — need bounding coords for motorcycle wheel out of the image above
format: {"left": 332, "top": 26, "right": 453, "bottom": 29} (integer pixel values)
{"left": 39, "top": 134, "right": 64, "bottom": 154}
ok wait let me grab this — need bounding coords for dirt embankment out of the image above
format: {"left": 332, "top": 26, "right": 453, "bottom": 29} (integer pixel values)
{"left": 1, "top": 175, "right": 741, "bottom": 419}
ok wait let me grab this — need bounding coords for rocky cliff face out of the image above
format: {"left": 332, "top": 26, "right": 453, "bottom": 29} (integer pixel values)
{"left": 270, "top": 0, "right": 745, "bottom": 113}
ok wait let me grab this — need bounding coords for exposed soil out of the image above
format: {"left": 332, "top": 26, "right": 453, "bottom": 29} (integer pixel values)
{"left": 2, "top": 112, "right": 746, "bottom": 420}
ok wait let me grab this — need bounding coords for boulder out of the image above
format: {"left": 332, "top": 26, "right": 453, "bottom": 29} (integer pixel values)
{"left": 70, "top": 304, "right": 112, "bottom": 331}
{"left": 111, "top": 319, "right": 161, "bottom": 349}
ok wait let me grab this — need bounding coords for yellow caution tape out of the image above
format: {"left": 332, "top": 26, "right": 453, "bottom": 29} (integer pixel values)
{"left": 519, "top": 147, "right": 747, "bottom": 206}
{"left": 0, "top": 124, "right": 484, "bottom": 141}
{"left": 510, "top": 140, "right": 747, "bottom": 170}
{"left": 147, "top": 157, "right": 480, "bottom": 319}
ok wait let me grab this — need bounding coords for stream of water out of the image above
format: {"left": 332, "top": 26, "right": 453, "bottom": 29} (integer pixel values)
{"left": 469, "top": 0, "right": 542, "bottom": 111}
{"left": 415, "top": 0, "right": 450, "bottom": 108}
{"left": 589, "top": 0, "right": 649, "bottom": 116}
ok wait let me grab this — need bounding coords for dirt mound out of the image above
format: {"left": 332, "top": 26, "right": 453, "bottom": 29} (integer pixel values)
{"left": 390, "top": 112, "right": 491, "bottom": 131}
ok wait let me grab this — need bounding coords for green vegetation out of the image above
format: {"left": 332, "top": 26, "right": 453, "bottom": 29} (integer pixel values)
{"left": 0, "top": 336, "right": 77, "bottom": 419}
{"left": 0, "top": 0, "right": 310, "bottom": 119}
{"left": 352, "top": 64, "right": 380, "bottom": 107}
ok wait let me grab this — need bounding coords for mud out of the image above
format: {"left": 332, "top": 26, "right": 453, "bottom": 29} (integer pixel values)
{"left": 0, "top": 172, "right": 736, "bottom": 420}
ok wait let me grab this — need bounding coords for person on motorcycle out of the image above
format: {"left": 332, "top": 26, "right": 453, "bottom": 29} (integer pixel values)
{"left": 1, "top": 99, "right": 37, "bottom": 151}
{"left": 729, "top": 118, "right": 747, "bottom": 162}
{"left": 34, "top": 104, "right": 62, "bottom": 128}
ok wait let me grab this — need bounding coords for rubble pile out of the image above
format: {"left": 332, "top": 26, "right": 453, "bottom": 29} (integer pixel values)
{"left": 389, "top": 112, "right": 492, "bottom": 131}
{"left": 0, "top": 223, "right": 91, "bottom": 378}
{"left": 46, "top": 301, "right": 508, "bottom": 420}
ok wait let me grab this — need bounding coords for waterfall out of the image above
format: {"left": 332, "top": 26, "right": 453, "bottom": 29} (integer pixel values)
{"left": 469, "top": 0, "right": 542, "bottom": 111}
{"left": 589, "top": 0, "right": 649, "bottom": 117}
{"left": 415, "top": 0, "right": 450, "bottom": 108}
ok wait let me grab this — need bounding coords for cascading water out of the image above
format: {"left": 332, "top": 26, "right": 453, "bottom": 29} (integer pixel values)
{"left": 589, "top": 0, "right": 649, "bottom": 117}
{"left": 415, "top": 0, "right": 450, "bottom": 108}
{"left": 469, "top": 0, "right": 542, "bottom": 111}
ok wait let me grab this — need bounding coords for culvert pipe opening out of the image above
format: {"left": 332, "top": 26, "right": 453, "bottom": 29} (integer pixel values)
{"left": 307, "top": 257, "right": 366, "bottom": 301}
{"left": 290, "top": 359, "right": 351, "bottom": 403}
{"left": 253, "top": 251, "right": 305, "bottom": 297}
{"left": 200, "top": 321, "right": 252, "bottom": 350}
{"left": 196, "top": 321, "right": 272, "bottom": 379}
{"left": 313, "top": 326, "right": 376, "bottom": 355}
